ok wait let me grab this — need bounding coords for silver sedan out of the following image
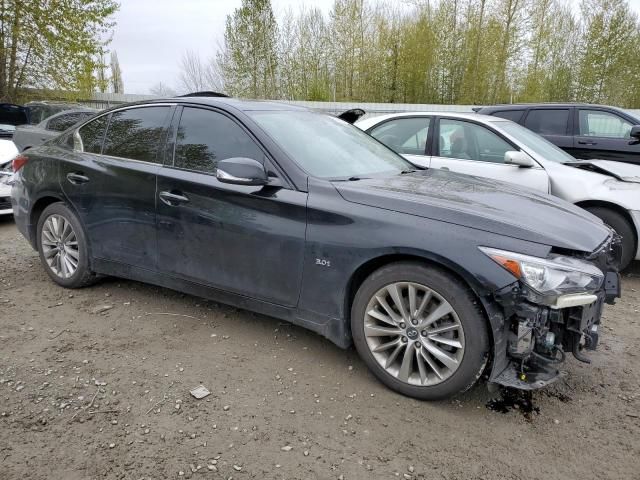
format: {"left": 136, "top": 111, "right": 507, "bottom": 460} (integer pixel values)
{"left": 357, "top": 112, "right": 640, "bottom": 269}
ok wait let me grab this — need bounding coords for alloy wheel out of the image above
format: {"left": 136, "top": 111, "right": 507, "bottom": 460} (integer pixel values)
{"left": 41, "top": 214, "right": 80, "bottom": 279}
{"left": 363, "top": 282, "right": 465, "bottom": 386}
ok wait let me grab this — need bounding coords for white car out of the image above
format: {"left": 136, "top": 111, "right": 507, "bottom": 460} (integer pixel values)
{"left": 0, "top": 138, "right": 18, "bottom": 215}
{"left": 357, "top": 112, "right": 640, "bottom": 269}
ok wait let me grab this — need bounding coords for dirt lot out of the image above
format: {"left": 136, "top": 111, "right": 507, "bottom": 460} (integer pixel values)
{"left": 1, "top": 216, "right": 639, "bottom": 480}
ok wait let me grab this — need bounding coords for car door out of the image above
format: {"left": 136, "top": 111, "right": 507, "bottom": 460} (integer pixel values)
{"left": 60, "top": 105, "right": 173, "bottom": 269}
{"left": 574, "top": 108, "right": 640, "bottom": 163}
{"left": 367, "top": 116, "right": 432, "bottom": 168}
{"left": 155, "top": 105, "right": 307, "bottom": 306}
{"left": 521, "top": 108, "right": 574, "bottom": 153}
{"left": 429, "top": 117, "right": 550, "bottom": 192}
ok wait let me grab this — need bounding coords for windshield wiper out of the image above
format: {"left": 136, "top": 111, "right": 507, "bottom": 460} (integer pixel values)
{"left": 332, "top": 176, "right": 369, "bottom": 182}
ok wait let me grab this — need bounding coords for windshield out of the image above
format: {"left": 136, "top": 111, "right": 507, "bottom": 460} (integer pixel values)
{"left": 249, "top": 111, "right": 413, "bottom": 179}
{"left": 497, "top": 120, "right": 577, "bottom": 163}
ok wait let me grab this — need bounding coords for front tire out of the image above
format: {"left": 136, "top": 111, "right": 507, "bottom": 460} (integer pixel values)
{"left": 351, "top": 262, "right": 489, "bottom": 400}
{"left": 36, "top": 202, "right": 96, "bottom": 288}
{"left": 586, "top": 207, "right": 636, "bottom": 271}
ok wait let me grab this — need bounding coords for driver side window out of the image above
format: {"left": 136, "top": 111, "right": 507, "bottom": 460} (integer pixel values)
{"left": 369, "top": 117, "right": 430, "bottom": 156}
{"left": 578, "top": 110, "right": 632, "bottom": 138}
{"left": 438, "top": 119, "right": 513, "bottom": 164}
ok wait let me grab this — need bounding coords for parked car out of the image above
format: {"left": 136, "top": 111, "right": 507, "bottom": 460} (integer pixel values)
{"left": 23, "top": 101, "right": 87, "bottom": 125}
{"left": 11, "top": 97, "right": 621, "bottom": 400}
{"left": 475, "top": 103, "right": 640, "bottom": 164}
{"left": 0, "top": 139, "right": 18, "bottom": 215}
{"left": 12, "top": 108, "right": 97, "bottom": 152}
{"left": 0, "top": 103, "right": 28, "bottom": 137}
{"left": 357, "top": 111, "right": 640, "bottom": 270}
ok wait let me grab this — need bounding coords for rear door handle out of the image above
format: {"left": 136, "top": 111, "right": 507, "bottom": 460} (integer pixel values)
{"left": 159, "top": 191, "right": 190, "bottom": 206}
{"left": 578, "top": 140, "right": 598, "bottom": 145}
{"left": 66, "top": 172, "right": 89, "bottom": 184}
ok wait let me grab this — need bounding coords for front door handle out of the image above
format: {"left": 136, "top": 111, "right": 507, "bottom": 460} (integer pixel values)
{"left": 159, "top": 191, "right": 190, "bottom": 206}
{"left": 66, "top": 172, "right": 89, "bottom": 184}
{"left": 578, "top": 140, "right": 598, "bottom": 145}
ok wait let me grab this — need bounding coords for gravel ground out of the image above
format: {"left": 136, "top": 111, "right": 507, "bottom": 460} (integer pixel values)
{"left": 1, "top": 215, "right": 639, "bottom": 480}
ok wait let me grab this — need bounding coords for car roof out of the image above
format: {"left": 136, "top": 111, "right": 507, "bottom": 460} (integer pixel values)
{"left": 355, "top": 111, "right": 502, "bottom": 129}
{"left": 48, "top": 108, "right": 97, "bottom": 116}
{"left": 150, "top": 96, "right": 309, "bottom": 112}
{"left": 478, "top": 103, "right": 624, "bottom": 111}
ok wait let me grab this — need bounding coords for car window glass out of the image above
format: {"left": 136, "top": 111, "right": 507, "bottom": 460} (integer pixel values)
{"left": 74, "top": 114, "right": 109, "bottom": 154}
{"left": 103, "top": 106, "right": 170, "bottom": 163}
{"left": 369, "top": 118, "right": 430, "bottom": 155}
{"left": 250, "top": 111, "right": 411, "bottom": 179}
{"left": 578, "top": 110, "right": 632, "bottom": 138}
{"left": 438, "top": 119, "right": 512, "bottom": 163}
{"left": 492, "top": 110, "right": 524, "bottom": 122}
{"left": 524, "top": 109, "right": 569, "bottom": 135}
{"left": 174, "top": 107, "right": 263, "bottom": 174}
{"left": 47, "top": 113, "right": 89, "bottom": 132}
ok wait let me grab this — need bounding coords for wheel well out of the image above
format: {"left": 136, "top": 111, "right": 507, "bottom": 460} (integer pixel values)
{"left": 344, "top": 254, "right": 493, "bottom": 339}
{"left": 29, "top": 196, "right": 63, "bottom": 245}
{"left": 575, "top": 200, "right": 637, "bottom": 248}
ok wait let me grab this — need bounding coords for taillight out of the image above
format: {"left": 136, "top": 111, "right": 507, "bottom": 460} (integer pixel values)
{"left": 12, "top": 154, "right": 28, "bottom": 172}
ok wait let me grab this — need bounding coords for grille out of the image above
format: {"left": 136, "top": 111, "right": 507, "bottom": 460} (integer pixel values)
{"left": 0, "top": 197, "right": 11, "bottom": 210}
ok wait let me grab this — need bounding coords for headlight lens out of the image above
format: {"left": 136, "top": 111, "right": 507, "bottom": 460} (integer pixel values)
{"left": 480, "top": 247, "right": 604, "bottom": 299}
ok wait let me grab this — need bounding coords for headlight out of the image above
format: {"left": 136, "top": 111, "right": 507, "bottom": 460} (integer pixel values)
{"left": 480, "top": 247, "right": 604, "bottom": 302}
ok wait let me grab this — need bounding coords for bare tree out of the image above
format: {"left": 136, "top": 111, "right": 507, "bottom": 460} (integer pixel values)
{"left": 149, "top": 81, "right": 177, "bottom": 97}
{"left": 178, "top": 50, "right": 223, "bottom": 94}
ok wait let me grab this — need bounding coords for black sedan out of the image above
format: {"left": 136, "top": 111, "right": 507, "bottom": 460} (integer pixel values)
{"left": 10, "top": 97, "right": 621, "bottom": 399}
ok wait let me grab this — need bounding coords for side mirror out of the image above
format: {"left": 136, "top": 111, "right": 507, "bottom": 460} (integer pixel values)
{"left": 504, "top": 150, "right": 534, "bottom": 168}
{"left": 629, "top": 125, "right": 640, "bottom": 145}
{"left": 216, "top": 157, "right": 268, "bottom": 186}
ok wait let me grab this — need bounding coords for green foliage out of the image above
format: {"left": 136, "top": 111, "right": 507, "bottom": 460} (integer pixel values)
{"left": 0, "top": 0, "right": 119, "bottom": 102}
{"left": 218, "top": 0, "right": 279, "bottom": 98}
{"left": 215, "top": 0, "right": 640, "bottom": 107}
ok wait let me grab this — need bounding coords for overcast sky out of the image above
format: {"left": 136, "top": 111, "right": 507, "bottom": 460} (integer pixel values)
{"left": 110, "top": 0, "right": 640, "bottom": 94}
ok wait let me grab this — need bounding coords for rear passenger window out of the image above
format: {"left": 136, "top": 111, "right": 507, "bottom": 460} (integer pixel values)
{"left": 524, "top": 109, "right": 569, "bottom": 135}
{"left": 74, "top": 115, "right": 109, "bottom": 154}
{"left": 492, "top": 110, "right": 524, "bottom": 122}
{"left": 174, "top": 107, "right": 263, "bottom": 174}
{"left": 102, "top": 106, "right": 170, "bottom": 163}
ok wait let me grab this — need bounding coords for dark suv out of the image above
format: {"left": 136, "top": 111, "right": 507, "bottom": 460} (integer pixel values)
{"left": 476, "top": 104, "right": 640, "bottom": 164}
{"left": 10, "top": 96, "right": 621, "bottom": 400}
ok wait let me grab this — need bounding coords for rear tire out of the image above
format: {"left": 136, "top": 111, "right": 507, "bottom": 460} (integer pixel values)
{"left": 586, "top": 207, "right": 636, "bottom": 271}
{"left": 351, "top": 262, "right": 489, "bottom": 400}
{"left": 36, "top": 202, "right": 96, "bottom": 288}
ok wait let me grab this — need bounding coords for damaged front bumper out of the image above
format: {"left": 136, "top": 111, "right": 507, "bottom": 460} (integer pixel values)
{"left": 486, "top": 241, "right": 622, "bottom": 391}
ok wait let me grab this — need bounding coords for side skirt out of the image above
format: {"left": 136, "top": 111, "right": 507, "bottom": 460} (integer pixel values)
{"left": 92, "top": 258, "right": 350, "bottom": 349}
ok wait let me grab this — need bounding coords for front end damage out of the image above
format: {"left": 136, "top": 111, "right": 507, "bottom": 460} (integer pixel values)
{"left": 486, "top": 235, "right": 622, "bottom": 390}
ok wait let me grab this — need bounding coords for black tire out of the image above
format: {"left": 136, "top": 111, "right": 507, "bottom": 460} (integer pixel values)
{"left": 351, "top": 262, "right": 489, "bottom": 400}
{"left": 586, "top": 207, "right": 636, "bottom": 271}
{"left": 36, "top": 202, "right": 97, "bottom": 288}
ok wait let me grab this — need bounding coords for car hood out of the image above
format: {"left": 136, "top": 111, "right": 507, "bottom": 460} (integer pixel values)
{"left": 566, "top": 160, "right": 640, "bottom": 183}
{"left": 333, "top": 169, "right": 610, "bottom": 253}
